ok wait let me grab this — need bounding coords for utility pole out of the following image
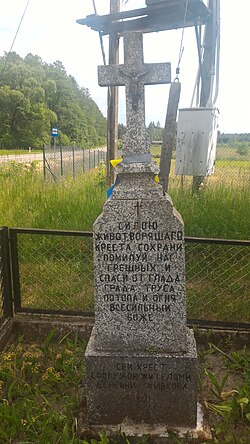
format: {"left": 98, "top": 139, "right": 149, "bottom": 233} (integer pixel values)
{"left": 192, "top": 0, "right": 215, "bottom": 193}
{"left": 107, "top": 0, "right": 120, "bottom": 186}
{"left": 159, "top": 81, "right": 181, "bottom": 194}
{"left": 200, "top": 0, "right": 215, "bottom": 108}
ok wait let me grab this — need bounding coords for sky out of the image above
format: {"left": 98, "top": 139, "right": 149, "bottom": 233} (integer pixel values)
{"left": 0, "top": 0, "right": 250, "bottom": 134}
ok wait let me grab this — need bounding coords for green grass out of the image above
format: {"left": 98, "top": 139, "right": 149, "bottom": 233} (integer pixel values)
{"left": 170, "top": 179, "right": 249, "bottom": 239}
{"left": 0, "top": 332, "right": 149, "bottom": 443}
{"left": 0, "top": 161, "right": 249, "bottom": 321}
{"left": 0, "top": 332, "right": 87, "bottom": 443}
{"left": 199, "top": 340, "right": 250, "bottom": 443}
{"left": 1, "top": 331, "right": 249, "bottom": 443}
{"left": 19, "top": 235, "right": 94, "bottom": 312}
{"left": 185, "top": 243, "right": 249, "bottom": 322}
{"left": 0, "top": 162, "right": 106, "bottom": 231}
{"left": 0, "top": 160, "right": 249, "bottom": 238}
{"left": 216, "top": 144, "right": 250, "bottom": 161}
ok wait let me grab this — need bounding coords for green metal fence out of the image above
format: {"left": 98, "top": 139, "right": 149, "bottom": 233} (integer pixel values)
{"left": 43, "top": 146, "right": 107, "bottom": 181}
{"left": 5, "top": 227, "right": 249, "bottom": 327}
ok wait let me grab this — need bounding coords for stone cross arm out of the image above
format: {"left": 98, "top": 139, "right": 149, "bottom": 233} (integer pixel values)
{"left": 98, "top": 63, "right": 171, "bottom": 87}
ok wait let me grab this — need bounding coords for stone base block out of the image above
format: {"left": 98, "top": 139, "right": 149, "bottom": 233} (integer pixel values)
{"left": 79, "top": 403, "right": 212, "bottom": 443}
{"left": 85, "top": 328, "right": 198, "bottom": 428}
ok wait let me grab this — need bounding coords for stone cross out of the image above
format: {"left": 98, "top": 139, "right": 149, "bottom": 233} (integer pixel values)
{"left": 98, "top": 32, "right": 171, "bottom": 163}
{"left": 84, "top": 29, "right": 199, "bottom": 434}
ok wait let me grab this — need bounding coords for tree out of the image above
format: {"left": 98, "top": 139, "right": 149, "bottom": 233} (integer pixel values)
{"left": 146, "top": 121, "right": 163, "bottom": 142}
{"left": 0, "top": 52, "right": 106, "bottom": 148}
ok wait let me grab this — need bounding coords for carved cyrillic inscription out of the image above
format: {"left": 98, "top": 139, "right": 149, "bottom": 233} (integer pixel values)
{"left": 89, "top": 362, "right": 192, "bottom": 392}
{"left": 95, "top": 220, "right": 185, "bottom": 322}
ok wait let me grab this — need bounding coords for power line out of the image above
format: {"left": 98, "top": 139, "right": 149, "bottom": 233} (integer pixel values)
{"left": 0, "top": 0, "right": 31, "bottom": 79}
{"left": 9, "top": 0, "right": 31, "bottom": 53}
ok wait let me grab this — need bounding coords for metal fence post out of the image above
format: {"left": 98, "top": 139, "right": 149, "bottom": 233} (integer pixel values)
{"left": 42, "top": 144, "right": 46, "bottom": 180}
{"left": 72, "top": 146, "right": 75, "bottom": 179}
{"left": 0, "top": 227, "right": 13, "bottom": 318}
{"left": 60, "top": 144, "right": 63, "bottom": 177}
{"left": 82, "top": 149, "right": 85, "bottom": 173}
{"left": 9, "top": 230, "right": 22, "bottom": 313}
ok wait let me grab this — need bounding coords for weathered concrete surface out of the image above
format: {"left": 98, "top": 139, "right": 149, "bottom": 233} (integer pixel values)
{"left": 85, "top": 327, "right": 198, "bottom": 427}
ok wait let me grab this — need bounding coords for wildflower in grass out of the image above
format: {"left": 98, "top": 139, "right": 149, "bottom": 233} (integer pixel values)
{"left": 42, "top": 366, "right": 61, "bottom": 382}
{"left": 16, "top": 344, "right": 23, "bottom": 353}
{"left": 21, "top": 418, "right": 28, "bottom": 426}
{"left": 2, "top": 352, "right": 15, "bottom": 362}
{"left": 31, "top": 363, "right": 40, "bottom": 373}
{"left": 23, "top": 347, "right": 42, "bottom": 360}
{"left": 65, "top": 349, "right": 73, "bottom": 356}
{"left": 54, "top": 372, "right": 61, "bottom": 381}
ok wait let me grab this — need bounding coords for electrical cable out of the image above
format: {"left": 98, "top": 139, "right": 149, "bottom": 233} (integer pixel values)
{"left": 9, "top": 0, "right": 31, "bottom": 54}
{"left": 175, "top": 0, "right": 189, "bottom": 79}
{"left": 92, "top": 0, "right": 107, "bottom": 65}
{"left": 0, "top": 0, "right": 31, "bottom": 80}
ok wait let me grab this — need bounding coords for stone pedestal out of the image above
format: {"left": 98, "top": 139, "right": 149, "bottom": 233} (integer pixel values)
{"left": 85, "top": 164, "right": 199, "bottom": 430}
{"left": 86, "top": 327, "right": 197, "bottom": 427}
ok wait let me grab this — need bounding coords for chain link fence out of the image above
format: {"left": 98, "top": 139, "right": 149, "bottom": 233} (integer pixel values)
{"left": 10, "top": 229, "right": 94, "bottom": 315}
{"left": 0, "top": 230, "right": 4, "bottom": 324}
{"left": 43, "top": 146, "right": 106, "bottom": 181}
{"left": 8, "top": 228, "right": 250, "bottom": 325}
{"left": 185, "top": 239, "right": 249, "bottom": 323}
{"left": 0, "top": 228, "right": 12, "bottom": 325}
{"left": 150, "top": 143, "right": 250, "bottom": 190}
{"left": 0, "top": 143, "right": 248, "bottom": 189}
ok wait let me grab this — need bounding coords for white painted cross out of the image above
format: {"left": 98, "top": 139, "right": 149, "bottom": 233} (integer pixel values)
{"left": 98, "top": 32, "right": 171, "bottom": 163}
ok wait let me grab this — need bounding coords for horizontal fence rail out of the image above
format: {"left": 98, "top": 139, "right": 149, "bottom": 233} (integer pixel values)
{"left": 6, "top": 227, "right": 250, "bottom": 329}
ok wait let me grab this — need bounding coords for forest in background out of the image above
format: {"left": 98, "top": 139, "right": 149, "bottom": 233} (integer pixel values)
{"left": 0, "top": 52, "right": 107, "bottom": 149}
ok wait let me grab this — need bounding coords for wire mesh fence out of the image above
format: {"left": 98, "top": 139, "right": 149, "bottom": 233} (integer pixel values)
{"left": 185, "top": 239, "right": 250, "bottom": 323}
{"left": 150, "top": 143, "right": 250, "bottom": 190}
{"left": 0, "top": 231, "right": 4, "bottom": 323}
{"left": 10, "top": 229, "right": 94, "bottom": 315}
{"left": 0, "top": 228, "right": 12, "bottom": 324}
{"left": 8, "top": 228, "right": 250, "bottom": 325}
{"left": 43, "top": 146, "right": 106, "bottom": 181}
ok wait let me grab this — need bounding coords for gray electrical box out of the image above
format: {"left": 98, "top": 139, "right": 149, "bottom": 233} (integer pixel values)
{"left": 175, "top": 108, "right": 218, "bottom": 176}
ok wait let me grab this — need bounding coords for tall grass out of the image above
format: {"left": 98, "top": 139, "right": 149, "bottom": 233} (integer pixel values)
{"left": 0, "top": 161, "right": 248, "bottom": 321}
{"left": 0, "top": 162, "right": 105, "bottom": 231}
{"left": 0, "top": 161, "right": 248, "bottom": 239}
{"left": 170, "top": 179, "right": 249, "bottom": 239}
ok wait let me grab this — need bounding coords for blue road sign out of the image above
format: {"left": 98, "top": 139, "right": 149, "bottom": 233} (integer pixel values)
{"left": 51, "top": 127, "right": 59, "bottom": 137}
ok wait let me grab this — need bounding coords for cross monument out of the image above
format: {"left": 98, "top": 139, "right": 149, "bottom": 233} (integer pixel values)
{"left": 98, "top": 32, "right": 171, "bottom": 163}
{"left": 83, "top": 31, "right": 200, "bottom": 439}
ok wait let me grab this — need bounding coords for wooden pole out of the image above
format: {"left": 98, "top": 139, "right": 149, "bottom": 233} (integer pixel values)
{"left": 107, "top": 0, "right": 120, "bottom": 186}
{"left": 159, "top": 81, "right": 181, "bottom": 194}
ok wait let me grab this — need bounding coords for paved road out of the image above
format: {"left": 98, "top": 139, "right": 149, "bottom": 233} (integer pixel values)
{"left": 0, "top": 148, "right": 107, "bottom": 165}
{"left": 0, "top": 153, "right": 43, "bottom": 163}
